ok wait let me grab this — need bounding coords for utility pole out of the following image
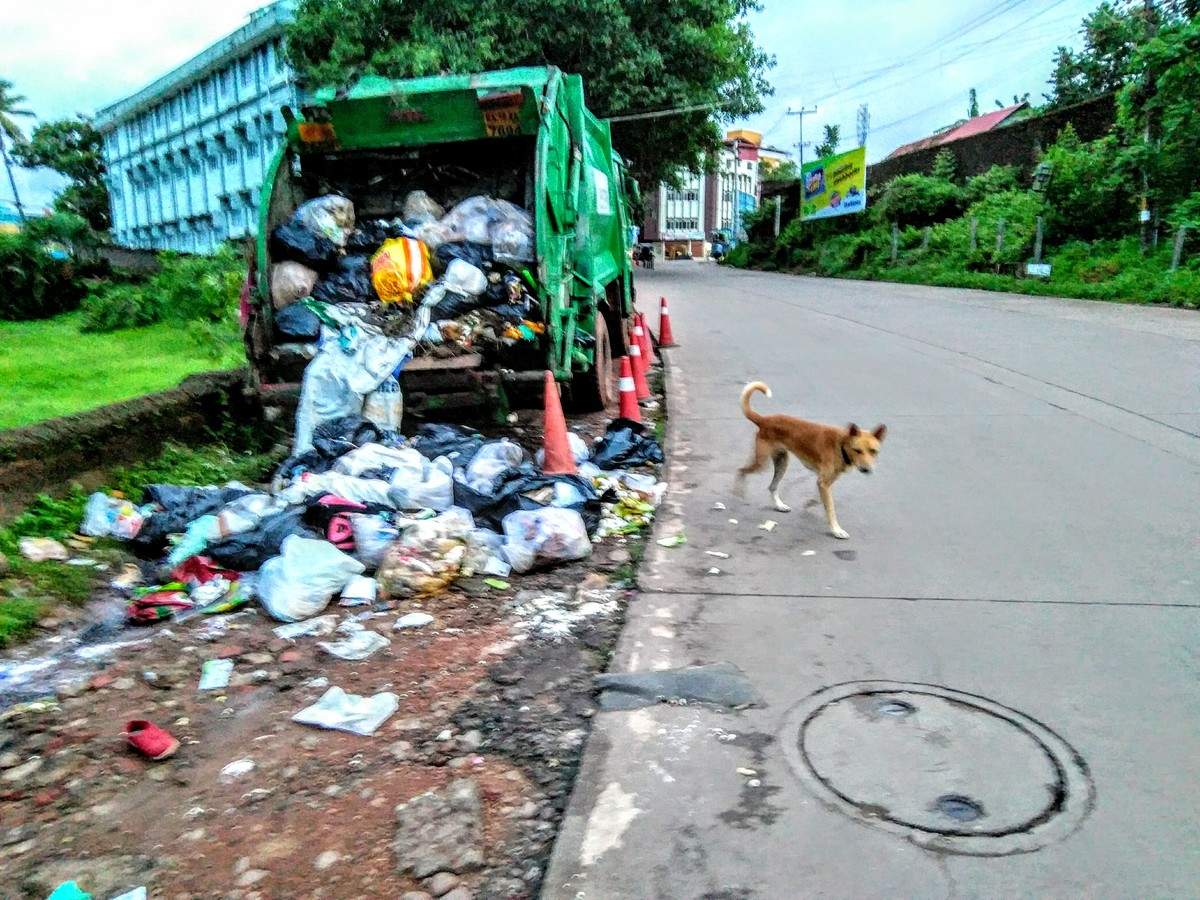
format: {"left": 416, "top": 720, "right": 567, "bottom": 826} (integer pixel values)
{"left": 1140, "top": 0, "right": 1158, "bottom": 253}
{"left": 856, "top": 104, "right": 870, "bottom": 149}
{"left": 787, "top": 105, "right": 818, "bottom": 172}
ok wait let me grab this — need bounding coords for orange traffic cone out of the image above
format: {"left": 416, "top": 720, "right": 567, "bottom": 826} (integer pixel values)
{"left": 658, "top": 296, "right": 677, "bottom": 348}
{"left": 636, "top": 312, "right": 655, "bottom": 364}
{"left": 617, "top": 357, "right": 642, "bottom": 423}
{"left": 540, "top": 370, "right": 578, "bottom": 475}
{"left": 628, "top": 332, "right": 651, "bottom": 400}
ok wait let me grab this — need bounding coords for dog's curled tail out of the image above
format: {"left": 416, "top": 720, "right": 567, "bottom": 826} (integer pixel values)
{"left": 740, "top": 381, "right": 771, "bottom": 424}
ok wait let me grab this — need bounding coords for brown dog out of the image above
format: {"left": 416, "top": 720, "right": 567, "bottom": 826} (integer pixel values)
{"left": 735, "top": 381, "right": 886, "bottom": 540}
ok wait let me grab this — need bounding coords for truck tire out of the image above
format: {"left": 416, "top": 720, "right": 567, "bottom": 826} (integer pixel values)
{"left": 569, "top": 312, "right": 615, "bottom": 412}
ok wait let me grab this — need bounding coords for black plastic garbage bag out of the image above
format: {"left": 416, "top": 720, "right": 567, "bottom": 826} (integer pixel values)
{"left": 346, "top": 219, "right": 412, "bottom": 254}
{"left": 453, "top": 464, "right": 606, "bottom": 534}
{"left": 311, "top": 255, "right": 374, "bottom": 304}
{"left": 589, "top": 418, "right": 665, "bottom": 469}
{"left": 410, "top": 423, "right": 483, "bottom": 466}
{"left": 435, "top": 241, "right": 493, "bottom": 271}
{"left": 274, "top": 302, "right": 322, "bottom": 341}
{"left": 132, "top": 485, "right": 254, "bottom": 556}
{"left": 270, "top": 222, "right": 339, "bottom": 271}
{"left": 275, "top": 415, "right": 385, "bottom": 480}
{"left": 206, "top": 508, "right": 318, "bottom": 571}
{"left": 431, "top": 290, "right": 487, "bottom": 321}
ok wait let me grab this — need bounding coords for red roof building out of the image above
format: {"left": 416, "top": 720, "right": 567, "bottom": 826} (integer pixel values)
{"left": 885, "top": 102, "right": 1028, "bottom": 160}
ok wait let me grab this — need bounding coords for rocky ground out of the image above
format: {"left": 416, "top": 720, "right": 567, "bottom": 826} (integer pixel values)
{"left": 0, "top": 405, "right": 653, "bottom": 899}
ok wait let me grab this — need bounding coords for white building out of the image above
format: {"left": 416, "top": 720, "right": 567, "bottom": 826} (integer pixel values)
{"left": 94, "top": 1, "right": 300, "bottom": 252}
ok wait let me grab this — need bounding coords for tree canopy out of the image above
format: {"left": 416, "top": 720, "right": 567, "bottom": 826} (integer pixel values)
{"left": 286, "top": 0, "right": 773, "bottom": 187}
{"left": 12, "top": 117, "right": 109, "bottom": 230}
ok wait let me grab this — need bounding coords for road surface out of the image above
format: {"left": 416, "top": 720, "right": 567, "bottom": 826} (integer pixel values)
{"left": 546, "top": 263, "right": 1200, "bottom": 898}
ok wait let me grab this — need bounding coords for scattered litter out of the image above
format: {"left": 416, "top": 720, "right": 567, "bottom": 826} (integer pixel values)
{"left": 656, "top": 533, "right": 687, "bottom": 548}
{"left": 706, "top": 566, "right": 722, "bottom": 576}
{"left": 482, "top": 556, "right": 512, "bottom": 577}
{"left": 124, "top": 720, "right": 179, "bottom": 760}
{"left": 801, "top": 550, "right": 816, "bottom": 556}
{"left": 736, "top": 767, "right": 758, "bottom": 777}
{"left": 758, "top": 520, "right": 777, "bottom": 532}
{"left": 510, "top": 586, "right": 620, "bottom": 640}
{"left": 111, "top": 889, "right": 147, "bottom": 900}
{"left": 712, "top": 502, "right": 726, "bottom": 511}
{"left": 394, "top": 612, "right": 434, "bottom": 630}
{"left": 318, "top": 622, "right": 390, "bottom": 660}
{"left": 66, "top": 557, "right": 98, "bottom": 567}
{"left": 273, "top": 615, "right": 340, "bottom": 640}
{"left": 219, "top": 758, "right": 256, "bottom": 782}
{"left": 47, "top": 883, "right": 90, "bottom": 900}
{"left": 748, "top": 779, "right": 762, "bottom": 788}
{"left": 198, "top": 659, "right": 234, "bottom": 691}
{"left": 710, "top": 727, "right": 738, "bottom": 743}
{"left": 81, "top": 491, "right": 147, "bottom": 539}
{"left": 292, "top": 686, "right": 399, "bottom": 736}
{"left": 595, "top": 662, "right": 759, "bottom": 711}
{"left": 704, "top": 550, "right": 730, "bottom": 559}
{"left": 728, "top": 518, "right": 739, "bottom": 525}
{"left": 339, "top": 574, "right": 378, "bottom": 607}
{"left": 483, "top": 578, "right": 510, "bottom": 590}
{"left": 18, "top": 537, "right": 69, "bottom": 562}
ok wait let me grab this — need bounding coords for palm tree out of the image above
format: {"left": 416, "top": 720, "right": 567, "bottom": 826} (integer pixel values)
{"left": 0, "top": 79, "right": 34, "bottom": 220}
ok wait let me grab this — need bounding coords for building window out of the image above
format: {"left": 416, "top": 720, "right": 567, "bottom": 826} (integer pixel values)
{"left": 241, "top": 57, "right": 254, "bottom": 87}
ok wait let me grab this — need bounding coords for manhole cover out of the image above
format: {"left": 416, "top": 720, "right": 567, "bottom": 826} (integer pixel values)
{"left": 781, "top": 681, "right": 1094, "bottom": 856}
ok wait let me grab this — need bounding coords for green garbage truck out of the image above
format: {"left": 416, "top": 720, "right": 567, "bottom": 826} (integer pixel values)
{"left": 246, "top": 66, "right": 639, "bottom": 413}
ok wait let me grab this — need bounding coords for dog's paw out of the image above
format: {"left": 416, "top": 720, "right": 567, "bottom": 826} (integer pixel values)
{"left": 830, "top": 526, "right": 850, "bottom": 540}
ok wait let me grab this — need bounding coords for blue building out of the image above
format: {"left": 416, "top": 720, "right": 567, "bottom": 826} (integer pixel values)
{"left": 94, "top": 1, "right": 301, "bottom": 252}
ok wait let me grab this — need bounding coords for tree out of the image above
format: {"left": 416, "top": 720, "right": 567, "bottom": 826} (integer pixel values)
{"left": 968, "top": 87, "right": 979, "bottom": 117}
{"left": 12, "top": 117, "right": 109, "bottom": 230}
{"left": 0, "top": 78, "right": 34, "bottom": 220}
{"left": 813, "top": 124, "right": 840, "bottom": 159}
{"left": 994, "top": 92, "right": 1031, "bottom": 108}
{"left": 763, "top": 158, "right": 799, "bottom": 182}
{"left": 1045, "top": 2, "right": 1140, "bottom": 106}
{"left": 286, "top": 0, "right": 773, "bottom": 188}
{"left": 931, "top": 148, "right": 958, "bottom": 182}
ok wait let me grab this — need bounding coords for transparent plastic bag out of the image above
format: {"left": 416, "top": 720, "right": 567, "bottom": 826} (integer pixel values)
{"left": 270, "top": 261, "right": 318, "bottom": 309}
{"left": 349, "top": 513, "right": 400, "bottom": 569}
{"left": 492, "top": 217, "right": 535, "bottom": 265}
{"left": 81, "top": 492, "right": 147, "bottom": 540}
{"left": 257, "top": 535, "right": 365, "bottom": 622}
{"left": 442, "top": 258, "right": 487, "bottom": 297}
{"left": 294, "top": 195, "right": 356, "bottom": 247}
{"left": 501, "top": 507, "right": 591, "bottom": 573}
{"left": 389, "top": 455, "right": 455, "bottom": 511}
{"left": 464, "top": 439, "right": 527, "bottom": 494}
{"left": 402, "top": 190, "right": 444, "bottom": 227}
{"left": 377, "top": 535, "right": 467, "bottom": 598}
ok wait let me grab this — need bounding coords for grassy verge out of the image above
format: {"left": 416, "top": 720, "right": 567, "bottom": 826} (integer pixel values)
{"left": 0, "top": 442, "right": 279, "bottom": 646}
{"left": 0, "top": 314, "right": 220, "bottom": 430}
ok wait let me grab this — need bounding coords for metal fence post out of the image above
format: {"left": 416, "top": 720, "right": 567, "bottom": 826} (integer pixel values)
{"left": 891, "top": 222, "right": 899, "bottom": 264}
{"left": 995, "top": 218, "right": 1006, "bottom": 254}
{"left": 773, "top": 196, "right": 782, "bottom": 238}
{"left": 1033, "top": 216, "right": 1044, "bottom": 264}
{"left": 921, "top": 226, "right": 932, "bottom": 250}
{"left": 969, "top": 217, "right": 978, "bottom": 252}
{"left": 1171, "top": 225, "right": 1188, "bottom": 271}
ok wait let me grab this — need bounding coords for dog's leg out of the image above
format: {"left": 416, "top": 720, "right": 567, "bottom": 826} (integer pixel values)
{"left": 734, "top": 438, "right": 769, "bottom": 498}
{"left": 819, "top": 479, "right": 849, "bottom": 540}
{"left": 768, "top": 451, "right": 791, "bottom": 512}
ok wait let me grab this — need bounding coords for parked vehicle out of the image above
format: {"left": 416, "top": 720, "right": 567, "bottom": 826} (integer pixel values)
{"left": 246, "top": 67, "right": 639, "bottom": 412}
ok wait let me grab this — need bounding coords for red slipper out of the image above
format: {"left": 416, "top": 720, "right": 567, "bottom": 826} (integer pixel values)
{"left": 124, "top": 720, "right": 179, "bottom": 760}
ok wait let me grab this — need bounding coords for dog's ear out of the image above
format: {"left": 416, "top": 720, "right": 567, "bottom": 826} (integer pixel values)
{"left": 873, "top": 424, "right": 888, "bottom": 441}
{"left": 847, "top": 423, "right": 860, "bottom": 437}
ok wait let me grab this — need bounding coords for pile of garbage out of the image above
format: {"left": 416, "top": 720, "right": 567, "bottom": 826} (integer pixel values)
{"left": 75, "top": 416, "right": 664, "bottom": 632}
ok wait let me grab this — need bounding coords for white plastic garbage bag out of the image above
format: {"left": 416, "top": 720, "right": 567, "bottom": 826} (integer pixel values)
{"left": 348, "top": 514, "right": 401, "bottom": 569}
{"left": 362, "top": 371, "right": 403, "bottom": 434}
{"left": 402, "top": 190, "right": 444, "bottom": 226}
{"left": 294, "top": 195, "right": 355, "bottom": 247}
{"left": 501, "top": 507, "right": 592, "bottom": 574}
{"left": 443, "top": 258, "right": 487, "bottom": 297}
{"left": 535, "top": 432, "right": 589, "bottom": 468}
{"left": 292, "top": 686, "right": 398, "bottom": 736}
{"left": 334, "top": 444, "right": 425, "bottom": 479}
{"left": 318, "top": 621, "right": 389, "bottom": 660}
{"left": 389, "top": 455, "right": 455, "bottom": 511}
{"left": 464, "top": 439, "right": 527, "bottom": 494}
{"left": 257, "top": 536, "right": 365, "bottom": 622}
{"left": 278, "top": 471, "right": 397, "bottom": 509}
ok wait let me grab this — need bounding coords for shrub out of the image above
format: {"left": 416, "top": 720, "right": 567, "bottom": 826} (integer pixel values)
{"left": 964, "top": 165, "right": 1021, "bottom": 205}
{"left": 0, "top": 233, "right": 86, "bottom": 321}
{"left": 1041, "top": 126, "right": 1134, "bottom": 243}
{"left": 873, "top": 174, "right": 964, "bottom": 227}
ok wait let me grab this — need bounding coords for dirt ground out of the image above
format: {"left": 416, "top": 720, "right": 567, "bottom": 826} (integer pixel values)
{"left": 0, "top": 404, "right": 653, "bottom": 900}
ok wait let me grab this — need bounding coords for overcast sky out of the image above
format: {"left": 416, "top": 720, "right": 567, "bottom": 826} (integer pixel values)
{"left": 3, "top": 0, "right": 1100, "bottom": 211}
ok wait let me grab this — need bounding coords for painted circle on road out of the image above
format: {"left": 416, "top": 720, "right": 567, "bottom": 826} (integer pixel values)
{"left": 780, "top": 681, "right": 1094, "bottom": 856}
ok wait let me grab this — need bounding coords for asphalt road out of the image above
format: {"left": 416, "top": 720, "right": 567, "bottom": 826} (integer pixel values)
{"left": 545, "top": 263, "right": 1200, "bottom": 898}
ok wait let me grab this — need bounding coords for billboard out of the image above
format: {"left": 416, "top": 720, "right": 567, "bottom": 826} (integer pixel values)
{"left": 800, "top": 146, "right": 867, "bottom": 221}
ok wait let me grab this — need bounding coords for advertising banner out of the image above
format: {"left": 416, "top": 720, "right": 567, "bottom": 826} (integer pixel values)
{"left": 801, "top": 146, "right": 867, "bottom": 221}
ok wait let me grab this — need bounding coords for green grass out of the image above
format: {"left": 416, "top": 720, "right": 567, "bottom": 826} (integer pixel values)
{"left": 0, "top": 313, "right": 218, "bottom": 430}
{"left": 0, "top": 442, "right": 279, "bottom": 646}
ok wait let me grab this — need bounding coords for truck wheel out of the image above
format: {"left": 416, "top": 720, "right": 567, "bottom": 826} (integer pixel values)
{"left": 569, "top": 312, "right": 615, "bottom": 412}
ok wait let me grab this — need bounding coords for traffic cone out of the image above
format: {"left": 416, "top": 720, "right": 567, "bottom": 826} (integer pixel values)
{"left": 636, "top": 312, "right": 655, "bottom": 364}
{"left": 658, "top": 296, "right": 677, "bottom": 348}
{"left": 617, "top": 357, "right": 642, "bottom": 423}
{"left": 540, "top": 370, "right": 578, "bottom": 475}
{"left": 628, "top": 332, "right": 651, "bottom": 401}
